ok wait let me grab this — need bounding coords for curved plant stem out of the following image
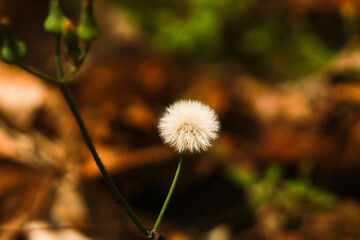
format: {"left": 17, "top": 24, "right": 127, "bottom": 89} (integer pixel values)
{"left": 63, "top": 67, "right": 78, "bottom": 82}
{"left": 54, "top": 37, "right": 150, "bottom": 237}
{"left": 152, "top": 152, "right": 184, "bottom": 233}
{"left": 62, "top": 43, "right": 90, "bottom": 83}
{"left": 59, "top": 84, "right": 150, "bottom": 237}
{"left": 18, "top": 63, "right": 60, "bottom": 83}
{"left": 56, "top": 35, "right": 63, "bottom": 79}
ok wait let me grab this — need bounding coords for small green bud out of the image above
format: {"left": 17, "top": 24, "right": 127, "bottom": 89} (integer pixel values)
{"left": 63, "top": 20, "right": 81, "bottom": 65}
{"left": 76, "top": 0, "right": 100, "bottom": 42}
{"left": 44, "top": 0, "right": 68, "bottom": 35}
{"left": 0, "top": 17, "right": 27, "bottom": 64}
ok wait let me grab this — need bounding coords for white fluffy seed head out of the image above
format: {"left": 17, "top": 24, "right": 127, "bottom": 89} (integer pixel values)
{"left": 158, "top": 100, "right": 220, "bottom": 153}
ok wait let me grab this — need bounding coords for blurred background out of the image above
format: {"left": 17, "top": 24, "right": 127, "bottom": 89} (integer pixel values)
{"left": 1, "top": 0, "right": 360, "bottom": 239}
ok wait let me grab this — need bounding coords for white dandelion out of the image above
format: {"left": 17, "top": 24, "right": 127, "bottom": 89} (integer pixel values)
{"left": 158, "top": 100, "right": 220, "bottom": 153}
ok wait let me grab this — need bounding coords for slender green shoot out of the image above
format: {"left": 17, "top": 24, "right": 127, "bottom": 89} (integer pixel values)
{"left": 59, "top": 84, "right": 150, "bottom": 236}
{"left": 54, "top": 36, "right": 150, "bottom": 237}
{"left": 18, "top": 63, "right": 60, "bottom": 83}
{"left": 56, "top": 35, "right": 63, "bottom": 79}
{"left": 152, "top": 152, "right": 184, "bottom": 233}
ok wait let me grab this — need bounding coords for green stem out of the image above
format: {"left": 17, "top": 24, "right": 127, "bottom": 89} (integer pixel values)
{"left": 62, "top": 67, "right": 78, "bottom": 82}
{"left": 56, "top": 35, "right": 63, "bottom": 79}
{"left": 62, "top": 43, "right": 91, "bottom": 83}
{"left": 54, "top": 36, "right": 149, "bottom": 237}
{"left": 59, "top": 83, "right": 150, "bottom": 237}
{"left": 152, "top": 152, "right": 184, "bottom": 233}
{"left": 18, "top": 63, "right": 60, "bottom": 83}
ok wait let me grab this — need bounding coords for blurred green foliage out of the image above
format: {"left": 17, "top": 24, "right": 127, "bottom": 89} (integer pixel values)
{"left": 112, "top": 0, "right": 335, "bottom": 79}
{"left": 228, "top": 164, "right": 337, "bottom": 212}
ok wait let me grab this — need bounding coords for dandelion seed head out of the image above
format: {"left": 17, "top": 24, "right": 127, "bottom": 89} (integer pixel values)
{"left": 158, "top": 100, "right": 220, "bottom": 153}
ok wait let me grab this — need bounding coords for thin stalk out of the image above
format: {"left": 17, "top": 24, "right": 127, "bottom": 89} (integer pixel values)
{"left": 62, "top": 67, "right": 78, "bottom": 82}
{"left": 152, "top": 152, "right": 184, "bottom": 233}
{"left": 18, "top": 63, "right": 60, "bottom": 83}
{"left": 62, "top": 43, "right": 90, "bottom": 83}
{"left": 56, "top": 35, "right": 63, "bottom": 79}
{"left": 54, "top": 37, "right": 149, "bottom": 237}
{"left": 59, "top": 84, "right": 150, "bottom": 237}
